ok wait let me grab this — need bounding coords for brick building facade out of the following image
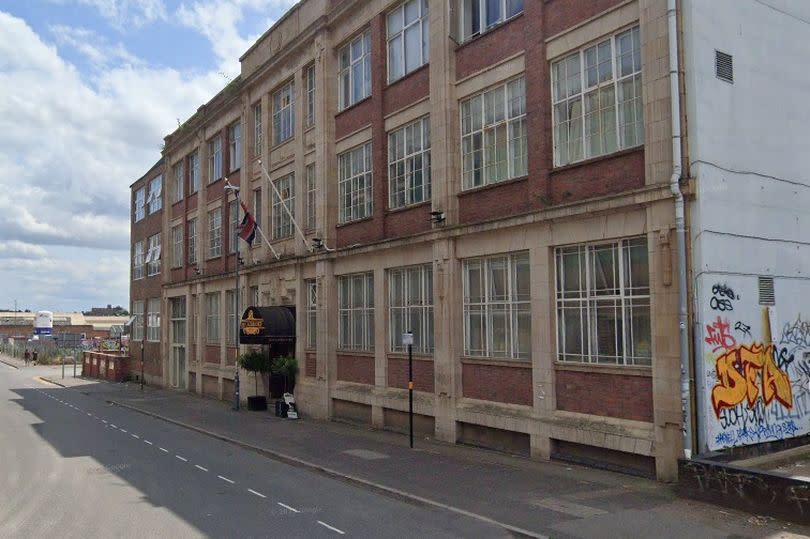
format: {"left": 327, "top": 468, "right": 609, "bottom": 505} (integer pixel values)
{"left": 133, "top": 0, "right": 687, "bottom": 479}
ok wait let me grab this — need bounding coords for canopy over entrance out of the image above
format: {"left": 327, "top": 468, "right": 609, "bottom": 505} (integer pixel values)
{"left": 239, "top": 306, "right": 296, "bottom": 349}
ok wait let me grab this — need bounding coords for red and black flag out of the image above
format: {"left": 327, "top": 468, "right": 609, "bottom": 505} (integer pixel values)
{"left": 238, "top": 201, "right": 257, "bottom": 246}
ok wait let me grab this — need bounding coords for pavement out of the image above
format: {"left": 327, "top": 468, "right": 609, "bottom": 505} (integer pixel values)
{"left": 2, "top": 352, "right": 809, "bottom": 538}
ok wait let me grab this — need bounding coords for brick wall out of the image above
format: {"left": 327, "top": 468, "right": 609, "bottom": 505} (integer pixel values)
{"left": 204, "top": 344, "right": 220, "bottom": 365}
{"left": 543, "top": 0, "right": 627, "bottom": 37}
{"left": 305, "top": 350, "right": 317, "bottom": 378}
{"left": 455, "top": 14, "right": 527, "bottom": 80}
{"left": 549, "top": 149, "right": 645, "bottom": 205}
{"left": 387, "top": 356, "right": 435, "bottom": 392}
{"left": 336, "top": 354, "right": 375, "bottom": 385}
{"left": 462, "top": 362, "right": 532, "bottom": 406}
{"left": 555, "top": 368, "right": 654, "bottom": 423}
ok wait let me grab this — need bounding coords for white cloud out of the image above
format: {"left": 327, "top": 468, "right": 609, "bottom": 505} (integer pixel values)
{"left": 0, "top": 241, "right": 48, "bottom": 260}
{"left": 49, "top": 25, "right": 142, "bottom": 69}
{"left": 58, "top": 0, "right": 169, "bottom": 30}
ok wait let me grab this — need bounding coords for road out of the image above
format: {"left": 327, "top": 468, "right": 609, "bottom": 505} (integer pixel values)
{"left": 0, "top": 362, "right": 509, "bottom": 538}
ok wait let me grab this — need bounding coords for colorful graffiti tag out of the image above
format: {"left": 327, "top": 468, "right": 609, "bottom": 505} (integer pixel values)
{"left": 711, "top": 343, "right": 793, "bottom": 416}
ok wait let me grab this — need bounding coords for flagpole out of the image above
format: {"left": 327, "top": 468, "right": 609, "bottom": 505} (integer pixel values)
{"left": 226, "top": 180, "right": 241, "bottom": 412}
{"left": 258, "top": 159, "right": 311, "bottom": 252}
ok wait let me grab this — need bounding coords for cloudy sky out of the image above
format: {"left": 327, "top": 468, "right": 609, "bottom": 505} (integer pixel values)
{"left": 0, "top": 0, "right": 296, "bottom": 313}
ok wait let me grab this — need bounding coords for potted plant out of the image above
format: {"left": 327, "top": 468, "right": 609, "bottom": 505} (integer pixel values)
{"left": 272, "top": 355, "right": 298, "bottom": 394}
{"left": 238, "top": 349, "right": 270, "bottom": 411}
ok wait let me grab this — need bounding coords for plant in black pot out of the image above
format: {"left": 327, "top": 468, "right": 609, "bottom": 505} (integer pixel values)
{"left": 238, "top": 349, "right": 270, "bottom": 411}
{"left": 272, "top": 355, "right": 298, "bottom": 394}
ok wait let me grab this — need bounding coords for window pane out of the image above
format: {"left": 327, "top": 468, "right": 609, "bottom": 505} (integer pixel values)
{"left": 465, "top": 260, "right": 484, "bottom": 302}
{"left": 513, "top": 254, "right": 530, "bottom": 301}
{"left": 591, "top": 244, "right": 618, "bottom": 295}
{"left": 487, "top": 257, "right": 508, "bottom": 301}
{"left": 485, "top": 0, "right": 502, "bottom": 27}
{"left": 389, "top": 34, "right": 404, "bottom": 80}
{"left": 591, "top": 299, "right": 622, "bottom": 363}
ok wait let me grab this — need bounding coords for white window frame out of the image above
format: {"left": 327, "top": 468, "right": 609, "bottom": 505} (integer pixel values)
{"left": 305, "top": 164, "right": 316, "bottom": 230}
{"left": 171, "top": 224, "right": 183, "bottom": 268}
{"left": 147, "top": 298, "right": 160, "bottom": 342}
{"left": 555, "top": 236, "right": 651, "bottom": 366}
{"left": 189, "top": 151, "right": 200, "bottom": 194}
{"left": 338, "top": 273, "right": 374, "bottom": 351}
{"left": 132, "top": 300, "right": 144, "bottom": 340}
{"left": 148, "top": 175, "right": 162, "bottom": 214}
{"left": 133, "top": 240, "right": 145, "bottom": 280}
{"left": 306, "top": 279, "right": 317, "bottom": 349}
{"left": 146, "top": 233, "right": 161, "bottom": 276}
{"left": 305, "top": 64, "right": 316, "bottom": 128}
{"left": 461, "top": 76, "right": 527, "bottom": 189}
{"left": 387, "top": 0, "right": 429, "bottom": 83}
{"left": 253, "top": 102, "right": 262, "bottom": 157}
{"left": 273, "top": 80, "right": 295, "bottom": 145}
{"left": 226, "top": 289, "right": 237, "bottom": 345}
{"left": 461, "top": 0, "right": 524, "bottom": 42}
{"left": 187, "top": 218, "right": 197, "bottom": 265}
{"left": 208, "top": 207, "right": 222, "bottom": 259}
{"left": 205, "top": 292, "right": 220, "bottom": 343}
{"left": 272, "top": 174, "right": 295, "bottom": 239}
{"left": 389, "top": 264, "right": 433, "bottom": 354}
{"left": 134, "top": 187, "right": 145, "bottom": 222}
{"left": 169, "top": 297, "right": 186, "bottom": 350}
{"left": 388, "top": 116, "right": 431, "bottom": 209}
{"left": 250, "top": 286, "right": 259, "bottom": 307}
{"left": 338, "top": 30, "right": 372, "bottom": 111}
{"left": 229, "top": 122, "right": 242, "bottom": 172}
{"left": 229, "top": 200, "right": 238, "bottom": 254}
{"left": 173, "top": 162, "right": 184, "bottom": 203}
{"left": 463, "top": 251, "right": 531, "bottom": 360}
{"left": 338, "top": 142, "right": 373, "bottom": 223}
{"left": 208, "top": 137, "right": 222, "bottom": 183}
{"left": 551, "top": 25, "right": 643, "bottom": 167}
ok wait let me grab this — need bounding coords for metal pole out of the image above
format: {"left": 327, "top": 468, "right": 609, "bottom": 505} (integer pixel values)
{"left": 73, "top": 356, "right": 76, "bottom": 378}
{"left": 233, "top": 186, "right": 241, "bottom": 412}
{"left": 62, "top": 356, "right": 65, "bottom": 379}
{"left": 408, "top": 340, "right": 413, "bottom": 449}
{"left": 140, "top": 343, "right": 144, "bottom": 391}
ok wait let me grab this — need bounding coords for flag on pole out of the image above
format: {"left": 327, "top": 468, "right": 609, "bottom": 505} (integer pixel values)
{"left": 238, "top": 201, "right": 257, "bottom": 246}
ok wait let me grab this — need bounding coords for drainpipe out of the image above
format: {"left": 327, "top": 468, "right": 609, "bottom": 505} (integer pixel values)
{"left": 668, "top": 0, "right": 693, "bottom": 458}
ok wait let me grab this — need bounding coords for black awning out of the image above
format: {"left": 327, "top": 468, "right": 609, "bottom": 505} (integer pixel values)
{"left": 239, "top": 306, "right": 296, "bottom": 345}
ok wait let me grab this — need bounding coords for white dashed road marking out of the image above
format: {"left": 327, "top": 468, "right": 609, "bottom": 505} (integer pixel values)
{"left": 131, "top": 434, "right": 139, "bottom": 439}
{"left": 277, "top": 502, "right": 299, "bottom": 513}
{"left": 317, "top": 521, "right": 345, "bottom": 535}
{"left": 159, "top": 447, "right": 169, "bottom": 453}
{"left": 175, "top": 455, "right": 188, "bottom": 462}
{"left": 195, "top": 465, "right": 208, "bottom": 472}
{"left": 218, "top": 475, "right": 235, "bottom": 484}
{"left": 248, "top": 489, "right": 266, "bottom": 499}
{"left": 144, "top": 440, "right": 153, "bottom": 445}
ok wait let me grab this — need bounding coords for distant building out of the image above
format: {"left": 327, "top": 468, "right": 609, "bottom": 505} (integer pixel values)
{"left": 83, "top": 304, "right": 129, "bottom": 316}
{"left": 0, "top": 312, "right": 127, "bottom": 340}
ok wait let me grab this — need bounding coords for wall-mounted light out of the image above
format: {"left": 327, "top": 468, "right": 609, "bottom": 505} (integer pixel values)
{"left": 430, "top": 210, "right": 446, "bottom": 224}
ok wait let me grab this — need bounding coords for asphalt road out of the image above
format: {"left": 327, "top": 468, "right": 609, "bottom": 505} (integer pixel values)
{"left": 0, "top": 362, "right": 509, "bottom": 538}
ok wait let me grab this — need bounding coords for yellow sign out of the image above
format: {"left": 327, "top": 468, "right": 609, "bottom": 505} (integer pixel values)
{"left": 240, "top": 309, "right": 264, "bottom": 336}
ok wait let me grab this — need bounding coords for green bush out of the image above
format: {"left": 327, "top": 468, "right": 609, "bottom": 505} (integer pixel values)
{"left": 238, "top": 349, "right": 270, "bottom": 396}
{"left": 272, "top": 355, "right": 298, "bottom": 393}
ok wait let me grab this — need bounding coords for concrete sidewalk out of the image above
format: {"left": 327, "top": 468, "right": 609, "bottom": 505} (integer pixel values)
{"left": 33, "top": 371, "right": 807, "bottom": 538}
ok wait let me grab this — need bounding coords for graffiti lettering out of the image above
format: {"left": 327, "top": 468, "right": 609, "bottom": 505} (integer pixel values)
{"left": 709, "top": 283, "right": 738, "bottom": 312}
{"left": 710, "top": 296, "right": 734, "bottom": 311}
{"left": 712, "top": 283, "right": 738, "bottom": 300}
{"left": 780, "top": 315, "right": 810, "bottom": 351}
{"left": 705, "top": 316, "right": 737, "bottom": 352}
{"left": 775, "top": 346, "right": 795, "bottom": 371}
{"left": 714, "top": 420, "right": 800, "bottom": 447}
{"left": 711, "top": 343, "right": 793, "bottom": 417}
{"left": 734, "top": 321, "right": 752, "bottom": 339}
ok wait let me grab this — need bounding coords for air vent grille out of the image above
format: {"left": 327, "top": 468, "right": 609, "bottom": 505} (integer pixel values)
{"left": 758, "top": 276, "right": 775, "bottom": 305}
{"left": 715, "top": 50, "right": 733, "bottom": 83}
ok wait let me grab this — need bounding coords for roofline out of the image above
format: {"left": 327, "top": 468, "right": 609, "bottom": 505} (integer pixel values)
{"left": 129, "top": 157, "right": 165, "bottom": 189}
{"left": 239, "top": 1, "right": 303, "bottom": 62}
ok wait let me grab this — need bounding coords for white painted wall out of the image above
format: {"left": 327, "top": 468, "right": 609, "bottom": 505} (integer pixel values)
{"left": 682, "top": 0, "right": 810, "bottom": 452}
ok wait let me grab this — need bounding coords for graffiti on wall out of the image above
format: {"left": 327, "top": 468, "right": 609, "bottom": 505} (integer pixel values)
{"left": 703, "top": 281, "right": 810, "bottom": 450}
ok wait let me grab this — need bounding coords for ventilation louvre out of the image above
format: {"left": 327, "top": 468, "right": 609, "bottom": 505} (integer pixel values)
{"left": 715, "top": 50, "right": 734, "bottom": 83}
{"left": 758, "top": 276, "right": 775, "bottom": 305}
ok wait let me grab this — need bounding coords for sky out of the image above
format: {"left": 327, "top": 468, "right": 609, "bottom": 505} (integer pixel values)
{"left": 0, "top": 0, "right": 297, "bottom": 313}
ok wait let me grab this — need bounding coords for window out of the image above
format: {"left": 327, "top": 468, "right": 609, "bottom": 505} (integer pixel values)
{"left": 338, "top": 31, "right": 372, "bottom": 111}
{"left": 148, "top": 175, "right": 162, "bottom": 214}
{"left": 171, "top": 224, "right": 183, "bottom": 268}
{"left": 253, "top": 188, "right": 263, "bottom": 234}
{"left": 132, "top": 300, "right": 144, "bottom": 340}
{"left": 170, "top": 297, "right": 186, "bottom": 346}
{"left": 187, "top": 218, "right": 198, "bottom": 265}
{"left": 389, "top": 116, "right": 431, "bottom": 208}
{"left": 338, "top": 143, "right": 373, "bottom": 223}
{"left": 173, "top": 162, "right": 184, "bottom": 203}
{"left": 305, "top": 64, "right": 316, "bottom": 128}
{"left": 463, "top": 252, "right": 530, "bottom": 359}
{"left": 253, "top": 103, "right": 262, "bottom": 156}
{"left": 306, "top": 279, "right": 317, "bottom": 349}
{"left": 229, "top": 122, "right": 242, "bottom": 172}
{"left": 305, "top": 164, "right": 316, "bottom": 230}
{"left": 208, "top": 207, "right": 222, "bottom": 258}
{"left": 226, "top": 289, "right": 237, "bottom": 345}
{"left": 208, "top": 137, "right": 222, "bottom": 183}
{"left": 338, "top": 273, "right": 374, "bottom": 351}
{"left": 389, "top": 265, "right": 433, "bottom": 353}
{"left": 272, "top": 174, "right": 295, "bottom": 239}
{"left": 273, "top": 80, "right": 295, "bottom": 144}
{"left": 205, "top": 292, "right": 220, "bottom": 343}
{"left": 555, "top": 237, "right": 651, "bottom": 366}
{"left": 133, "top": 240, "right": 145, "bottom": 280}
{"left": 189, "top": 151, "right": 200, "bottom": 194}
{"left": 461, "top": 0, "right": 523, "bottom": 41}
{"left": 147, "top": 298, "right": 160, "bottom": 342}
{"left": 229, "top": 200, "right": 238, "bottom": 254}
{"left": 146, "top": 233, "right": 161, "bottom": 276}
{"left": 134, "top": 188, "right": 145, "bottom": 222}
{"left": 461, "top": 77, "right": 527, "bottom": 189}
{"left": 250, "top": 286, "right": 259, "bottom": 307}
{"left": 387, "top": 0, "right": 429, "bottom": 82}
{"left": 552, "top": 26, "right": 643, "bottom": 167}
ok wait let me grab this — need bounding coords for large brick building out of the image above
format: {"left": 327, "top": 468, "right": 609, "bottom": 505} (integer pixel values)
{"left": 132, "top": 0, "right": 688, "bottom": 479}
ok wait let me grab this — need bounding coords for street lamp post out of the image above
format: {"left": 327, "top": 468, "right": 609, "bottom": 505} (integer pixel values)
{"left": 226, "top": 181, "right": 241, "bottom": 412}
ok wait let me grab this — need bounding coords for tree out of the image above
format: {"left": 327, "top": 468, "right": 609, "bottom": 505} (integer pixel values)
{"left": 238, "top": 349, "right": 270, "bottom": 397}
{"left": 272, "top": 355, "right": 298, "bottom": 394}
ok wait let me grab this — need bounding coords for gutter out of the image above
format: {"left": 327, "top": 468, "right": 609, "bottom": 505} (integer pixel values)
{"left": 668, "top": 0, "right": 694, "bottom": 458}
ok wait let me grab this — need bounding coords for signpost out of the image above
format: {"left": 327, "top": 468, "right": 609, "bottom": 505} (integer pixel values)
{"left": 402, "top": 331, "right": 414, "bottom": 449}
